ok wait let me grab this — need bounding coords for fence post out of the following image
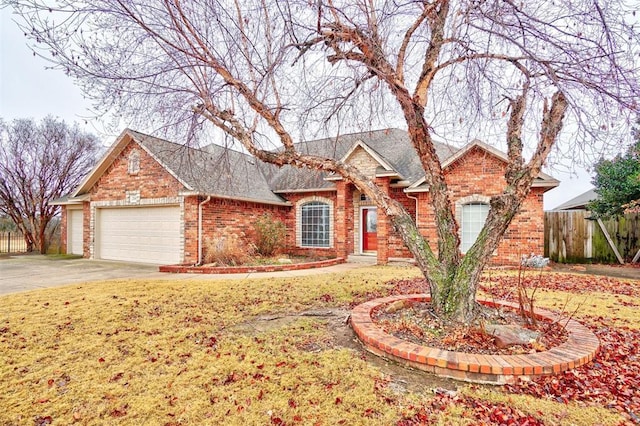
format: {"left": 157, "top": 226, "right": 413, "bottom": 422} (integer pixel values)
{"left": 7, "top": 232, "right": 10, "bottom": 253}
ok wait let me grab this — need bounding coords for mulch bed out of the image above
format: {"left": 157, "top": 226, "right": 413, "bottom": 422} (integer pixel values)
{"left": 202, "top": 255, "right": 333, "bottom": 268}
{"left": 371, "top": 300, "right": 568, "bottom": 355}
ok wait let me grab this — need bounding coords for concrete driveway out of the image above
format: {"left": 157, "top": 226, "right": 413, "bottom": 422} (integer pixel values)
{"left": 0, "top": 254, "right": 369, "bottom": 296}
{"left": 0, "top": 255, "right": 167, "bottom": 295}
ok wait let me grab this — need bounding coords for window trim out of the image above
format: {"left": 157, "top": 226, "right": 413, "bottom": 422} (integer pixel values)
{"left": 128, "top": 149, "right": 140, "bottom": 175}
{"left": 455, "top": 194, "right": 491, "bottom": 254}
{"left": 296, "top": 196, "right": 334, "bottom": 248}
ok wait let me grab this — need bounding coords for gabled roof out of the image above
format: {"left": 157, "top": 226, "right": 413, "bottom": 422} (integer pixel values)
{"left": 406, "top": 139, "right": 559, "bottom": 192}
{"left": 341, "top": 140, "right": 398, "bottom": 174}
{"left": 263, "top": 128, "right": 456, "bottom": 192}
{"left": 62, "top": 128, "right": 560, "bottom": 205}
{"left": 72, "top": 129, "right": 288, "bottom": 206}
{"left": 552, "top": 188, "right": 598, "bottom": 211}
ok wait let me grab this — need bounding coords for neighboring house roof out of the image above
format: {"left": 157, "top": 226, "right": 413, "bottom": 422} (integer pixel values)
{"left": 552, "top": 188, "right": 598, "bottom": 211}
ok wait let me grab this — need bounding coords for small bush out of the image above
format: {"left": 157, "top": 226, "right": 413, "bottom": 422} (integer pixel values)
{"left": 516, "top": 253, "right": 550, "bottom": 326}
{"left": 254, "top": 213, "right": 286, "bottom": 257}
{"left": 203, "top": 228, "right": 255, "bottom": 266}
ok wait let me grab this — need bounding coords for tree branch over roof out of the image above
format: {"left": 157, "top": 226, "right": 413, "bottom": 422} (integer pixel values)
{"left": 9, "top": 0, "right": 639, "bottom": 322}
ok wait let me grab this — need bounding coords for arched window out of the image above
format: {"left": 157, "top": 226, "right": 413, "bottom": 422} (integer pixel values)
{"left": 461, "top": 202, "right": 489, "bottom": 253}
{"left": 300, "top": 201, "right": 330, "bottom": 247}
{"left": 128, "top": 149, "right": 140, "bottom": 175}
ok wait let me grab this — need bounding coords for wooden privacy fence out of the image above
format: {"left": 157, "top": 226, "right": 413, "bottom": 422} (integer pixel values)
{"left": 0, "top": 231, "right": 28, "bottom": 254}
{"left": 545, "top": 211, "right": 640, "bottom": 264}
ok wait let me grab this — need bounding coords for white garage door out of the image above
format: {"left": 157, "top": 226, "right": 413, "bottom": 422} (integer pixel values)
{"left": 97, "top": 206, "right": 181, "bottom": 264}
{"left": 67, "top": 209, "right": 84, "bottom": 255}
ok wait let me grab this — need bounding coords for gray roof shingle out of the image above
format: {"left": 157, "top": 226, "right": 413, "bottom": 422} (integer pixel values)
{"left": 72, "top": 128, "right": 533, "bottom": 206}
{"left": 128, "top": 128, "right": 548, "bottom": 203}
{"left": 129, "top": 130, "right": 287, "bottom": 205}
{"left": 262, "top": 128, "right": 456, "bottom": 192}
{"left": 552, "top": 188, "right": 597, "bottom": 211}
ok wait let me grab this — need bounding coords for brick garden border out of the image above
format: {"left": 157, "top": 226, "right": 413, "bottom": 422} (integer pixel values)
{"left": 350, "top": 294, "right": 600, "bottom": 384}
{"left": 159, "top": 257, "right": 345, "bottom": 274}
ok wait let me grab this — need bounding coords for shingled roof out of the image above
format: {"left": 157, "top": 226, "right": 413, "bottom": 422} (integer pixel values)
{"left": 552, "top": 188, "right": 597, "bottom": 211}
{"left": 60, "top": 128, "right": 557, "bottom": 207}
{"left": 261, "top": 128, "right": 457, "bottom": 192}
{"left": 128, "top": 130, "right": 286, "bottom": 205}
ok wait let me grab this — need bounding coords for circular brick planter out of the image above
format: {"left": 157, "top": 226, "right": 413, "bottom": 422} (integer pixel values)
{"left": 350, "top": 294, "right": 600, "bottom": 385}
{"left": 159, "top": 257, "right": 344, "bottom": 274}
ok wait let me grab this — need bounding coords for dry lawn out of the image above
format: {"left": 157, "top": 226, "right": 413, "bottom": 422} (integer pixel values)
{"left": 0, "top": 266, "right": 636, "bottom": 425}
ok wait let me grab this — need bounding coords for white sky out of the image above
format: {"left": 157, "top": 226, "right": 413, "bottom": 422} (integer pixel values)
{"left": 0, "top": 7, "right": 594, "bottom": 210}
{"left": 0, "top": 8, "right": 104, "bottom": 132}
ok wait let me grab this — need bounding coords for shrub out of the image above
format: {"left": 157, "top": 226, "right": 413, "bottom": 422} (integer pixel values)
{"left": 203, "top": 228, "right": 255, "bottom": 266}
{"left": 516, "top": 254, "right": 550, "bottom": 326}
{"left": 254, "top": 212, "right": 286, "bottom": 257}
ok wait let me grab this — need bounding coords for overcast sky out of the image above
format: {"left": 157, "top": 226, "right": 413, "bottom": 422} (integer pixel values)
{"left": 0, "top": 7, "right": 594, "bottom": 210}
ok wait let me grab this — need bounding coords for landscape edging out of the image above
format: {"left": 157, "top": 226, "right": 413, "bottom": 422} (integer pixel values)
{"left": 350, "top": 294, "right": 600, "bottom": 385}
{"left": 159, "top": 257, "right": 345, "bottom": 274}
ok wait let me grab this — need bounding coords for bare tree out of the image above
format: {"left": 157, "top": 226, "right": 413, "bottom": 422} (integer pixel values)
{"left": 0, "top": 117, "right": 100, "bottom": 253}
{"left": 8, "top": 0, "right": 639, "bottom": 322}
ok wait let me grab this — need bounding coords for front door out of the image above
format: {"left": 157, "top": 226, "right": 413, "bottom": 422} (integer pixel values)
{"left": 362, "top": 207, "right": 378, "bottom": 252}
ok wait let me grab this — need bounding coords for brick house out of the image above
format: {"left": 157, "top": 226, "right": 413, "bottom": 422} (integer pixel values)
{"left": 53, "top": 128, "right": 558, "bottom": 265}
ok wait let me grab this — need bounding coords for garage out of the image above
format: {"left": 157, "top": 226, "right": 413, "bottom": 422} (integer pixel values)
{"left": 96, "top": 206, "right": 181, "bottom": 264}
{"left": 67, "top": 209, "right": 84, "bottom": 255}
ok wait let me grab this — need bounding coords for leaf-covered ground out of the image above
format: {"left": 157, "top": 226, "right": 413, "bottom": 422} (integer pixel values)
{"left": 0, "top": 265, "right": 637, "bottom": 425}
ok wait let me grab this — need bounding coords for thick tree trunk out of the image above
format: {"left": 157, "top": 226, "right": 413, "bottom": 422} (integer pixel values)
{"left": 23, "top": 231, "right": 35, "bottom": 253}
{"left": 195, "top": 3, "right": 567, "bottom": 326}
{"left": 390, "top": 180, "right": 532, "bottom": 324}
{"left": 391, "top": 207, "right": 478, "bottom": 323}
{"left": 38, "top": 223, "right": 47, "bottom": 254}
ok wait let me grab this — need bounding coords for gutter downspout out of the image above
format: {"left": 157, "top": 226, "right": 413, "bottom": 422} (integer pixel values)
{"left": 198, "top": 196, "right": 211, "bottom": 265}
{"left": 406, "top": 193, "right": 419, "bottom": 224}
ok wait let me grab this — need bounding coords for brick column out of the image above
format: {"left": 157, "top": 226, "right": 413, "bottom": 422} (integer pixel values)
{"left": 375, "top": 177, "right": 390, "bottom": 264}
{"left": 183, "top": 196, "right": 199, "bottom": 264}
{"left": 83, "top": 202, "right": 90, "bottom": 259}
{"left": 335, "top": 181, "right": 350, "bottom": 259}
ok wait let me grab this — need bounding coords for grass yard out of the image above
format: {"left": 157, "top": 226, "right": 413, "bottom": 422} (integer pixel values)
{"left": 0, "top": 265, "right": 638, "bottom": 425}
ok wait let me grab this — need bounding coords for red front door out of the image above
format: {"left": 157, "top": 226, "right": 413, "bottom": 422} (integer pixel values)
{"left": 362, "top": 208, "right": 378, "bottom": 252}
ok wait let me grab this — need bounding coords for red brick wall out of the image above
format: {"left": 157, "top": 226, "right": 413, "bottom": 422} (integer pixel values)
{"left": 60, "top": 207, "right": 68, "bottom": 254}
{"left": 334, "top": 181, "right": 354, "bottom": 258}
{"left": 388, "top": 186, "right": 417, "bottom": 259}
{"left": 184, "top": 197, "right": 199, "bottom": 263}
{"left": 76, "top": 137, "right": 545, "bottom": 265}
{"left": 60, "top": 203, "right": 91, "bottom": 258}
{"left": 278, "top": 191, "right": 338, "bottom": 258}
{"left": 91, "top": 142, "right": 183, "bottom": 201}
{"left": 191, "top": 197, "right": 291, "bottom": 264}
{"left": 82, "top": 202, "right": 90, "bottom": 258}
{"left": 499, "top": 187, "right": 546, "bottom": 262}
{"left": 417, "top": 146, "right": 547, "bottom": 265}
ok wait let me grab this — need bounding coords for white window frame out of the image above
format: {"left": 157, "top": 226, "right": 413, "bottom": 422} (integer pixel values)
{"left": 455, "top": 195, "right": 491, "bottom": 254}
{"left": 296, "top": 196, "right": 334, "bottom": 248}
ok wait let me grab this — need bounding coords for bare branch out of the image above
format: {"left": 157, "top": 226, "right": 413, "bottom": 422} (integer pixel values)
{"left": 396, "top": 4, "right": 430, "bottom": 85}
{"left": 0, "top": 117, "right": 99, "bottom": 253}
{"left": 414, "top": 0, "right": 450, "bottom": 106}
{"left": 8, "top": 0, "right": 638, "bottom": 322}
